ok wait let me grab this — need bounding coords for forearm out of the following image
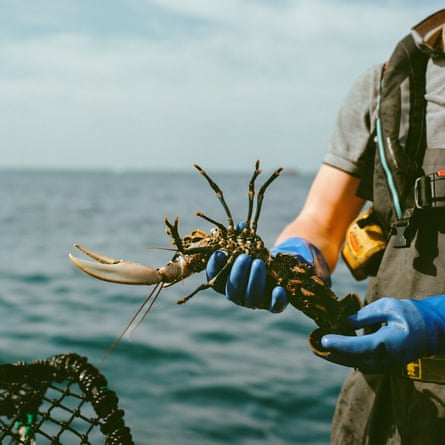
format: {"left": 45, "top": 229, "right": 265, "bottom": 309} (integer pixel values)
{"left": 275, "top": 165, "right": 366, "bottom": 272}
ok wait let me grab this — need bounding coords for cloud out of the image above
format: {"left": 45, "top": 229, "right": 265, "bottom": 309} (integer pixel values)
{"left": 0, "top": 0, "right": 442, "bottom": 171}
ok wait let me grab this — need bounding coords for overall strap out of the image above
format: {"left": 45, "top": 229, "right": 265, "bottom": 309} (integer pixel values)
{"left": 374, "top": 9, "right": 445, "bottom": 245}
{"left": 375, "top": 33, "right": 428, "bottom": 234}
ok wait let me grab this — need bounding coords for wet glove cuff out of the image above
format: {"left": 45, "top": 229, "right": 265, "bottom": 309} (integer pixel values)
{"left": 270, "top": 237, "right": 331, "bottom": 286}
{"left": 410, "top": 295, "right": 445, "bottom": 356}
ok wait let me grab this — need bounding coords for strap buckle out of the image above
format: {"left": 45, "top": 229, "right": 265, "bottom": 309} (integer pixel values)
{"left": 414, "top": 170, "right": 445, "bottom": 209}
{"left": 391, "top": 208, "right": 417, "bottom": 248}
{"left": 392, "top": 221, "right": 411, "bottom": 248}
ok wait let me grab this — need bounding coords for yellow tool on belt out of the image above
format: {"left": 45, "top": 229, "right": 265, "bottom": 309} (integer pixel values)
{"left": 341, "top": 208, "right": 387, "bottom": 281}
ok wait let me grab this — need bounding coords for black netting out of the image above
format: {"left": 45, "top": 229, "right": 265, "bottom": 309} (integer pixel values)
{"left": 0, "top": 353, "right": 134, "bottom": 445}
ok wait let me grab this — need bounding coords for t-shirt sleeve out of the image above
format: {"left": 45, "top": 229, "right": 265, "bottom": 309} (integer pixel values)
{"left": 323, "top": 64, "right": 382, "bottom": 198}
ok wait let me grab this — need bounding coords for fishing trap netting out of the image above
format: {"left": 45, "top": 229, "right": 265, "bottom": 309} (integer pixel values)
{"left": 0, "top": 352, "right": 134, "bottom": 445}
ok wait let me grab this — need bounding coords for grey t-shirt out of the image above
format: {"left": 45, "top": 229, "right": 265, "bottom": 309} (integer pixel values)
{"left": 323, "top": 64, "right": 381, "bottom": 182}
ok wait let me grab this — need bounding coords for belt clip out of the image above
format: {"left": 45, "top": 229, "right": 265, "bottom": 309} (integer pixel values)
{"left": 402, "top": 358, "right": 422, "bottom": 380}
{"left": 400, "top": 356, "right": 445, "bottom": 384}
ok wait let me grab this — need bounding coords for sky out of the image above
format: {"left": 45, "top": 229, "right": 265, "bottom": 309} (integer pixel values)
{"left": 1, "top": 0, "right": 445, "bottom": 172}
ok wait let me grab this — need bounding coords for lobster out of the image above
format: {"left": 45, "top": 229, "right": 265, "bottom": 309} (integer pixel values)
{"left": 69, "top": 161, "right": 361, "bottom": 354}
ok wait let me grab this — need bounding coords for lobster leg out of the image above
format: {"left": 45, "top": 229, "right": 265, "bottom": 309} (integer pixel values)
{"left": 252, "top": 166, "right": 283, "bottom": 233}
{"left": 194, "top": 164, "right": 235, "bottom": 230}
{"left": 246, "top": 160, "right": 262, "bottom": 230}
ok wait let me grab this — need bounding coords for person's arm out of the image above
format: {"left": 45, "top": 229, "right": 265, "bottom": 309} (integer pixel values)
{"left": 275, "top": 163, "right": 365, "bottom": 272}
{"left": 317, "top": 295, "right": 445, "bottom": 373}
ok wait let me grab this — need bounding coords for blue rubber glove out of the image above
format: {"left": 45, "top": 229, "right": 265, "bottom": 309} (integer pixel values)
{"left": 315, "top": 295, "right": 445, "bottom": 373}
{"left": 269, "top": 238, "right": 331, "bottom": 287}
{"left": 206, "top": 236, "right": 331, "bottom": 313}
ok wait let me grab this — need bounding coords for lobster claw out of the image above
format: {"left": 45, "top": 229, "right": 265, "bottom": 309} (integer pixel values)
{"left": 69, "top": 244, "right": 163, "bottom": 285}
{"left": 307, "top": 292, "right": 362, "bottom": 355}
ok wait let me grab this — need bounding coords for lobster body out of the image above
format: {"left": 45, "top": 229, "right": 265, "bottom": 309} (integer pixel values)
{"left": 69, "top": 161, "right": 360, "bottom": 353}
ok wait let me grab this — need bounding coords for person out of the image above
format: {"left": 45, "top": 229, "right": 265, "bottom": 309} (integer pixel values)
{"left": 206, "top": 9, "right": 445, "bottom": 444}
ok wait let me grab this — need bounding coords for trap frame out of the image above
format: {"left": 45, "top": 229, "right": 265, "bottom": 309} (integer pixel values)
{"left": 0, "top": 352, "right": 134, "bottom": 445}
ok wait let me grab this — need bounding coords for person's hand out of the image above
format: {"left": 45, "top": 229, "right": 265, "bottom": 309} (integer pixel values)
{"left": 206, "top": 235, "right": 331, "bottom": 313}
{"left": 314, "top": 295, "right": 445, "bottom": 373}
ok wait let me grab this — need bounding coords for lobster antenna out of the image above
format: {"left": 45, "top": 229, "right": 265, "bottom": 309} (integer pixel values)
{"left": 99, "top": 283, "right": 163, "bottom": 370}
{"left": 194, "top": 164, "right": 234, "bottom": 229}
{"left": 252, "top": 167, "right": 283, "bottom": 233}
{"left": 245, "top": 160, "right": 262, "bottom": 232}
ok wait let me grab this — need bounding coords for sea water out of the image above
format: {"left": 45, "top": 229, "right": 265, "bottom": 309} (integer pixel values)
{"left": 0, "top": 168, "right": 367, "bottom": 444}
